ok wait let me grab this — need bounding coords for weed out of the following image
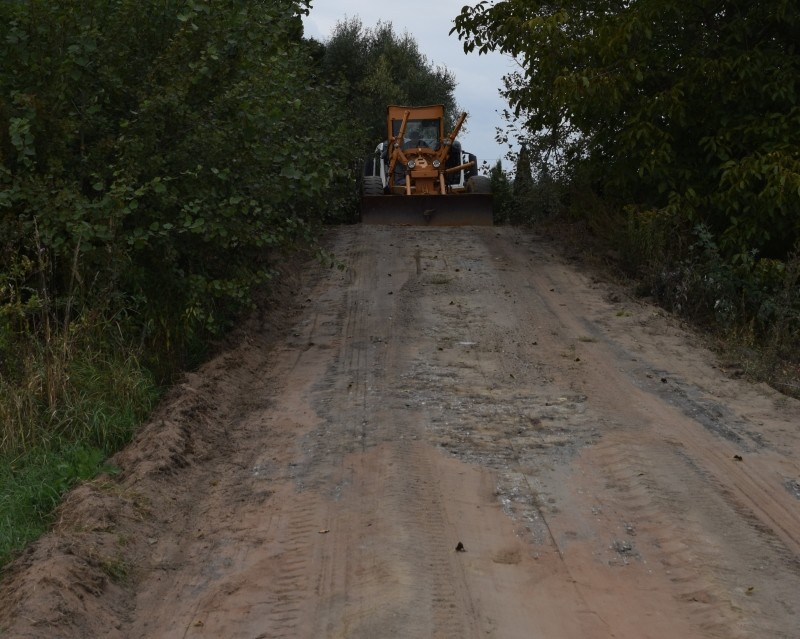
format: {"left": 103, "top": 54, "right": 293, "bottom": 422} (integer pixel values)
{"left": 0, "top": 443, "right": 106, "bottom": 563}
{"left": 99, "top": 555, "right": 130, "bottom": 582}
{"left": 84, "top": 542, "right": 131, "bottom": 583}
{"left": 0, "top": 318, "right": 160, "bottom": 567}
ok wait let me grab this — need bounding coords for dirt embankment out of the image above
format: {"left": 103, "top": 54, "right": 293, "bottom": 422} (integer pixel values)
{"left": 2, "top": 226, "right": 799, "bottom": 639}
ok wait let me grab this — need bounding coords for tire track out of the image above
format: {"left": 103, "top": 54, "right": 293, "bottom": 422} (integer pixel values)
{"left": 10, "top": 226, "right": 798, "bottom": 639}
{"left": 302, "top": 228, "right": 481, "bottom": 638}
{"left": 576, "top": 438, "right": 746, "bottom": 638}
{"left": 259, "top": 493, "right": 320, "bottom": 639}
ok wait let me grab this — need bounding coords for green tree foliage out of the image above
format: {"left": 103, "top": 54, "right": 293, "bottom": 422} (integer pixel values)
{"left": 0, "top": 0, "right": 362, "bottom": 560}
{"left": 318, "top": 18, "right": 460, "bottom": 144}
{"left": 0, "top": 0, "right": 355, "bottom": 381}
{"left": 491, "top": 145, "right": 561, "bottom": 224}
{"left": 453, "top": 0, "right": 800, "bottom": 259}
{"left": 489, "top": 160, "right": 515, "bottom": 223}
{"left": 513, "top": 144, "right": 534, "bottom": 201}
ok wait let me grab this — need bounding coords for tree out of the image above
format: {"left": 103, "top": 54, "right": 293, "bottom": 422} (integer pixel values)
{"left": 513, "top": 144, "right": 534, "bottom": 200}
{"left": 489, "top": 160, "right": 515, "bottom": 223}
{"left": 453, "top": 0, "right": 800, "bottom": 259}
{"left": 319, "top": 18, "right": 459, "bottom": 145}
{"left": 0, "top": 0, "right": 357, "bottom": 380}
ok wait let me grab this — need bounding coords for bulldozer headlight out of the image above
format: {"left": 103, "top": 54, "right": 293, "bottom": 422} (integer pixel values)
{"left": 407, "top": 160, "right": 416, "bottom": 169}
{"left": 432, "top": 159, "right": 441, "bottom": 168}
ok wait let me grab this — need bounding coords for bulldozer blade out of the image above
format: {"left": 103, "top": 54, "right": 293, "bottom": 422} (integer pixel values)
{"left": 360, "top": 194, "right": 493, "bottom": 226}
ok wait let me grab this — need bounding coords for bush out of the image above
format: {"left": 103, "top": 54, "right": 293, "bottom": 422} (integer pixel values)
{"left": 0, "top": 0, "right": 358, "bottom": 565}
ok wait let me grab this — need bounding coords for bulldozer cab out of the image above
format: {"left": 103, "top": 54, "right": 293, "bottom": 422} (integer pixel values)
{"left": 361, "top": 104, "right": 493, "bottom": 225}
{"left": 389, "top": 105, "right": 443, "bottom": 151}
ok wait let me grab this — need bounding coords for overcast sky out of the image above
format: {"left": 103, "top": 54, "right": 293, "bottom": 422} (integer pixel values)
{"left": 302, "top": 0, "right": 517, "bottom": 168}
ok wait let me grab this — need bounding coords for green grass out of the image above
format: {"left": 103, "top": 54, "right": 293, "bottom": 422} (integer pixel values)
{"left": 0, "top": 443, "right": 116, "bottom": 564}
{"left": 0, "top": 342, "right": 160, "bottom": 567}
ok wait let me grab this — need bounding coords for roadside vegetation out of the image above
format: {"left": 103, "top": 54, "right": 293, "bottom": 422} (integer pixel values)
{"left": 461, "top": 1, "right": 800, "bottom": 395}
{"left": 0, "top": 2, "right": 456, "bottom": 566}
{"left": 0, "top": 0, "right": 341, "bottom": 566}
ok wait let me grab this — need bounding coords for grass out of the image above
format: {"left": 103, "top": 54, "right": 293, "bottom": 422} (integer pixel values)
{"left": 0, "top": 332, "right": 160, "bottom": 567}
{"left": 0, "top": 443, "right": 115, "bottom": 564}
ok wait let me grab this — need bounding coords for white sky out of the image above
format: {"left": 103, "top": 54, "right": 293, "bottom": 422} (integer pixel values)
{"left": 302, "top": 0, "right": 517, "bottom": 168}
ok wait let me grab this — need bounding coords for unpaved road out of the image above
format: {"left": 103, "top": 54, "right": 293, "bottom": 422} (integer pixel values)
{"left": 2, "top": 226, "right": 800, "bottom": 638}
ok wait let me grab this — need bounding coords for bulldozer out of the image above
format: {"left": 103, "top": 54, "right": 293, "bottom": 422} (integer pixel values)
{"left": 361, "top": 105, "right": 493, "bottom": 226}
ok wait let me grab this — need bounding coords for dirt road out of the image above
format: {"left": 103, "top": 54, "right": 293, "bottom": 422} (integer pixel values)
{"left": 2, "top": 226, "right": 799, "bottom": 638}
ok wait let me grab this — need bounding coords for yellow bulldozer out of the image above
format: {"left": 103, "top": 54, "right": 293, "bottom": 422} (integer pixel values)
{"left": 361, "top": 105, "right": 493, "bottom": 225}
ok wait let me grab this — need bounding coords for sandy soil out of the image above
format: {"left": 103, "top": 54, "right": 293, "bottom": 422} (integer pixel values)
{"left": 1, "top": 225, "right": 799, "bottom": 638}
